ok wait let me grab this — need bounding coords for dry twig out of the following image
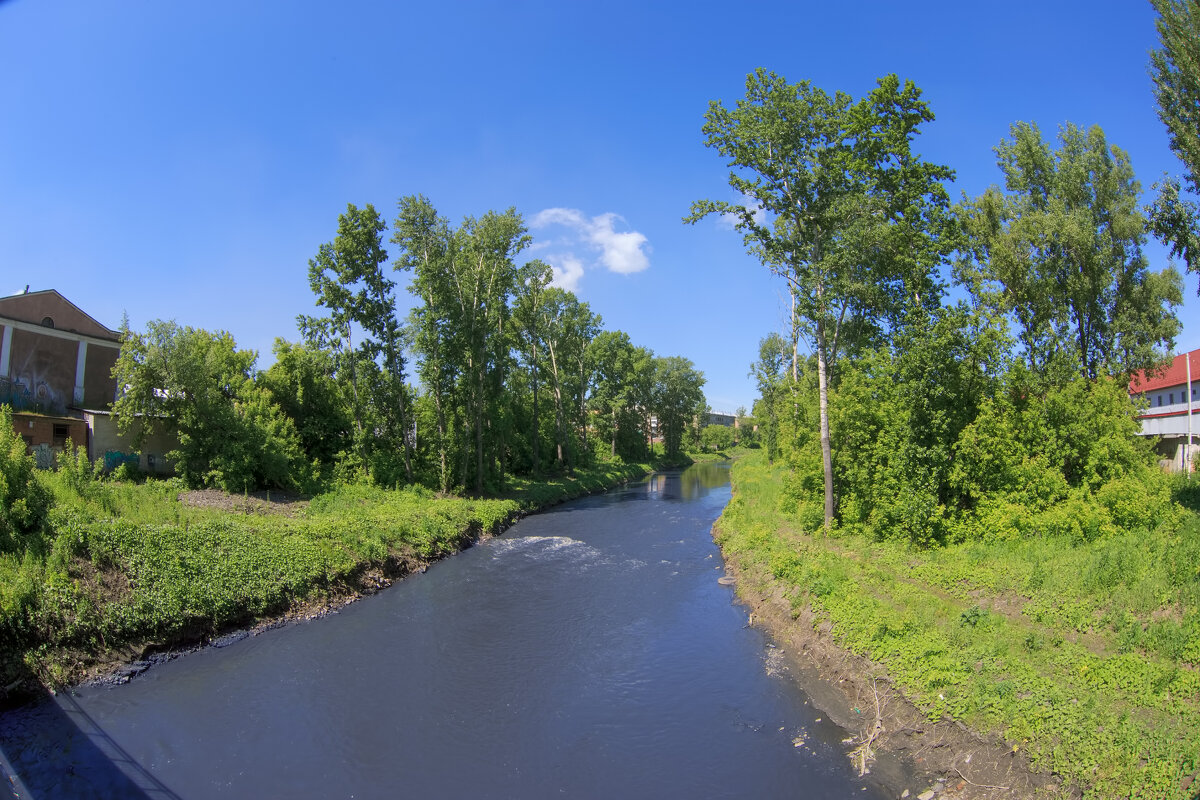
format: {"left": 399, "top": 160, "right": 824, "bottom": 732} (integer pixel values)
{"left": 848, "top": 678, "right": 889, "bottom": 776}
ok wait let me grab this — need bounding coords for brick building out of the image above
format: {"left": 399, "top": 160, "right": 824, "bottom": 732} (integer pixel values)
{"left": 0, "top": 288, "right": 176, "bottom": 473}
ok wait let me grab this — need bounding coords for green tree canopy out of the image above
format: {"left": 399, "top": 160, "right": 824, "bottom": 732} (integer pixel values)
{"left": 113, "top": 321, "right": 306, "bottom": 491}
{"left": 258, "top": 339, "right": 351, "bottom": 469}
{"left": 688, "top": 69, "right": 954, "bottom": 528}
{"left": 301, "top": 202, "right": 413, "bottom": 483}
{"left": 653, "top": 356, "right": 706, "bottom": 460}
{"left": 956, "top": 122, "right": 1182, "bottom": 382}
{"left": 1149, "top": 0, "right": 1200, "bottom": 291}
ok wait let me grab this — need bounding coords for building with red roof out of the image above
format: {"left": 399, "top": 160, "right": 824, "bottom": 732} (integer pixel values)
{"left": 1128, "top": 347, "right": 1199, "bottom": 473}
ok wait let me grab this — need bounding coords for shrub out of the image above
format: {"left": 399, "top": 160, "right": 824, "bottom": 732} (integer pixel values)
{"left": 0, "top": 405, "right": 52, "bottom": 554}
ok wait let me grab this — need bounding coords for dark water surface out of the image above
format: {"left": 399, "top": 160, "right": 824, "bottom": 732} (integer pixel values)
{"left": 1, "top": 463, "right": 887, "bottom": 799}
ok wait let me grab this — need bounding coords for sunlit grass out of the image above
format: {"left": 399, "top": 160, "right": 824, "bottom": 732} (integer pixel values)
{"left": 715, "top": 450, "right": 1200, "bottom": 800}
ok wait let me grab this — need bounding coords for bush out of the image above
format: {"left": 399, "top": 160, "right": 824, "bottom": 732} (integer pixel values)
{"left": 56, "top": 440, "right": 100, "bottom": 495}
{"left": 0, "top": 405, "right": 52, "bottom": 554}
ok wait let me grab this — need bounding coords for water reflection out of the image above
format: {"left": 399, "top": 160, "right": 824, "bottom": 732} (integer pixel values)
{"left": 647, "top": 461, "right": 731, "bottom": 500}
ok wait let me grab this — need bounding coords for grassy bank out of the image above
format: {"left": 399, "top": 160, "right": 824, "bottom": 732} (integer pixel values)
{"left": 715, "top": 450, "right": 1200, "bottom": 800}
{"left": 0, "top": 460, "right": 650, "bottom": 696}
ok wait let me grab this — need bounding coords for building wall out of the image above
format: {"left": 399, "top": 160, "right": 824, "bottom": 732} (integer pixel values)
{"left": 1141, "top": 382, "right": 1200, "bottom": 414}
{"left": 0, "top": 292, "right": 115, "bottom": 339}
{"left": 3, "top": 326, "right": 77, "bottom": 414}
{"left": 84, "top": 412, "right": 177, "bottom": 475}
{"left": 82, "top": 345, "right": 119, "bottom": 408}
{"left": 12, "top": 412, "right": 88, "bottom": 468}
{"left": 0, "top": 294, "right": 121, "bottom": 415}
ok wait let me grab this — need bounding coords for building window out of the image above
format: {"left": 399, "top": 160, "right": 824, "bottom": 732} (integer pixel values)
{"left": 1171, "top": 393, "right": 1175, "bottom": 404}
{"left": 40, "top": 316, "right": 54, "bottom": 328}
{"left": 52, "top": 424, "right": 70, "bottom": 447}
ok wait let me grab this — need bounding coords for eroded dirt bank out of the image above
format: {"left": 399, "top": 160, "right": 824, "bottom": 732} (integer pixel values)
{"left": 718, "top": 552, "right": 1074, "bottom": 800}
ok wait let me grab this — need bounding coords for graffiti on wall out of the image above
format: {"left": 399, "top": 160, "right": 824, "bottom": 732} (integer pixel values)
{"left": 2, "top": 349, "right": 70, "bottom": 415}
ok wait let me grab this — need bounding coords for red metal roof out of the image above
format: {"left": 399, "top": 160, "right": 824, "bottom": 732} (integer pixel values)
{"left": 1129, "top": 348, "right": 1200, "bottom": 393}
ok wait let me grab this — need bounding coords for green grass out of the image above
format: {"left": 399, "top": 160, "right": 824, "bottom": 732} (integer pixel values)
{"left": 715, "top": 450, "right": 1200, "bottom": 800}
{"left": 1, "top": 461, "right": 651, "bottom": 692}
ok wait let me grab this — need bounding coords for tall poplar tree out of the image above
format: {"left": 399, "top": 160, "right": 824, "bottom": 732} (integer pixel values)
{"left": 956, "top": 122, "right": 1182, "bottom": 382}
{"left": 688, "top": 70, "right": 954, "bottom": 529}
{"left": 1148, "top": 0, "right": 1200, "bottom": 291}
{"left": 301, "top": 203, "right": 413, "bottom": 482}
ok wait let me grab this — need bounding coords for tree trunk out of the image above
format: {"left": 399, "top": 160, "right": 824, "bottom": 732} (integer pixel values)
{"left": 815, "top": 321, "right": 834, "bottom": 532}
{"left": 546, "top": 339, "right": 566, "bottom": 469}
{"left": 434, "top": 389, "right": 449, "bottom": 494}
{"left": 475, "top": 365, "right": 485, "bottom": 495}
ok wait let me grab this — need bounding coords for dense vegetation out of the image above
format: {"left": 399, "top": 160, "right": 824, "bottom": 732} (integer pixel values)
{"left": 703, "top": 7, "right": 1200, "bottom": 798}
{"left": 719, "top": 451, "right": 1200, "bottom": 800}
{"left": 112, "top": 200, "right": 708, "bottom": 496}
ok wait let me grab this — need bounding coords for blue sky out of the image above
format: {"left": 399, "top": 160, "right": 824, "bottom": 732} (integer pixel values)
{"left": 2, "top": 0, "right": 1197, "bottom": 414}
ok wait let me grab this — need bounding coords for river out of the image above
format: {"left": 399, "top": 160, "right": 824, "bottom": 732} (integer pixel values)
{"left": 1, "top": 463, "right": 890, "bottom": 799}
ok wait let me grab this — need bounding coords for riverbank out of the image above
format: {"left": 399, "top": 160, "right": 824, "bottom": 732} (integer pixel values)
{"left": 713, "top": 451, "right": 1200, "bottom": 800}
{"left": 0, "top": 461, "right": 652, "bottom": 704}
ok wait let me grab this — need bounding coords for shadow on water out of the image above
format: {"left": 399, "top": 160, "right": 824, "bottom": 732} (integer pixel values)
{"left": 1, "top": 686, "right": 179, "bottom": 800}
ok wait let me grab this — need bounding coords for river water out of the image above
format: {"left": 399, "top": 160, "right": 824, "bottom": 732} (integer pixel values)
{"left": 1, "top": 463, "right": 889, "bottom": 799}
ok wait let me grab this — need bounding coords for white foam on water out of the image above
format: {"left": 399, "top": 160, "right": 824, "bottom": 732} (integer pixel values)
{"left": 488, "top": 535, "right": 645, "bottom": 570}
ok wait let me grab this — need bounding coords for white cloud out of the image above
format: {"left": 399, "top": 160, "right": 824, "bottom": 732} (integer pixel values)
{"left": 587, "top": 213, "right": 649, "bottom": 275}
{"left": 530, "top": 208, "right": 651, "bottom": 286}
{"left": 549, "top": 255, "right": 585, "bottom": 292}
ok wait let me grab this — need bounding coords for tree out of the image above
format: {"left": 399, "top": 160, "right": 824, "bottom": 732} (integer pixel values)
{"left": 1148, "top": 0, "right": 1200, "bottom": 291}
{"left": 588, "top": 330, "right": 640, "bottom": 459}
{"left": 393, "top": 198, "right": 530, "bottom": 493}
{"left": 538, "top": 288, "right": 600, "bottom": 471}
{"left": 749, "top": 332, "right": 789, "bottom": 464}
{"left": 392, "top": 195, "right": 460, "bottom": 492}
{"left": 511, "top": 260, "right": 554, "bottom": 473}
{"left": 258, "top": 339, "right": 351, "bottom": 470}
{"left": 653, "top": 356, "right": 706, "bottom": 461}
{"left": 301, "top": 203, "right": 412, "bottom": 482}
{"left": 956, "top": 122, "right": 1182, "bottom": 382}
{"left": 689, "top": 70, "right": 954, "bottom": 528}
{"left": 113, "top": 321, "right": 307, "bottom": 491}
{"left": 701, "top": 424, "right": 734, "bottom": 453}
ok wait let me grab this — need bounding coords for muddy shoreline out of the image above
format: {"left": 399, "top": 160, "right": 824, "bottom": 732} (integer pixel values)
{"left": 717, "top": 548, "right": 1074, "bottom": 800}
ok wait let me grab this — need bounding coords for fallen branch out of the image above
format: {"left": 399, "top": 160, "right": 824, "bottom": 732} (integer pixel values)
{"left": 848, "top": 678, "right": 888, "bottom": 776}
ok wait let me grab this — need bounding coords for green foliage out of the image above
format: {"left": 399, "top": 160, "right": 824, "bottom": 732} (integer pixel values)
{"left": 956, "top": 121, "right": 1182, "bottom": 380}
{"left": 113, "top": 320, "right": 308, "bottom": 492}
{"left": 1148, "top": 0, "right": 1200, "bottom": 290}
{"left": 302, "top": 202, "right": 414, "bottom": 484}
{"left": 1151, "top": 0, "right": 1200, "bottom": 192}
{"left": 259, "top": 339, "right": 351, "bottom": 471}
{"left": 55, "top": 440, "right": 100, "bottom": 495}
{"left": 0, "top": 405, "right": 52, "bottom": 555}
{"left": 653, "top": 356, "right": 706, "bottom": 460}
{"left": 749, "top": 332, "right": 788, "bottom": 464}
{"left": 718, "top": 451, "right": 1200, "bottom": 800}
{"left": 700, "top": 424, "right": 734, "bottom": 453}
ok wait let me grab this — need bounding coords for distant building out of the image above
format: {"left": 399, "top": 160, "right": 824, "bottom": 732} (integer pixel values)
{"left": 0, "top": 288, "right": 121, "bottom": 414}
{"left": 0, "top": 288, "right": 174, "bottom": 474}
{"left": 707, "top": 411, "right": 736, "bottom": 427}
{"left": 1129, "top": 348, "right": 1199, "bottom": 473}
